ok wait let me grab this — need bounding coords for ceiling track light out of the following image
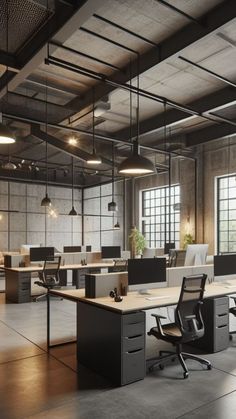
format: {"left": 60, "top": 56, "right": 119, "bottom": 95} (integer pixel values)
{"left": 87, "top": 88, "right": 102, "bottom": 165}
{"left": 118, "top": 58, "right": 155, "bottom": 176}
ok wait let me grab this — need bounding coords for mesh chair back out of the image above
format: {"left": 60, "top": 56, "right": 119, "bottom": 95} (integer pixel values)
{"left": 41, "top": 256, "right": 61, "bottom": 286}
{"left": 169, "top": 250, "right": 186, "bottom": 267}
{"left": 175, "top": 274, "right": 207, "bottom": 341}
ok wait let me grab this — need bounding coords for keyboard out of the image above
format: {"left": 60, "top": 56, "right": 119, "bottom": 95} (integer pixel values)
{"left": 145, "top": 295, "right": 170, "bottom": 301}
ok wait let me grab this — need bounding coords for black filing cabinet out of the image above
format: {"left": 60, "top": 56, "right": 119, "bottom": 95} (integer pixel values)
{"left": 5, "top": 271, "right": 31, "bottom": 303}
{"left": 77, "top": 301, "right": 145, "bottom": 385}
{"left": 193, "top": 296, "right": 229, "bottom": 353}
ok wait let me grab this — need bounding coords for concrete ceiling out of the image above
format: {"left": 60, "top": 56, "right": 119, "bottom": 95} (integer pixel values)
{"left": 0, "top": 0, "right": 235, "bottom": 187}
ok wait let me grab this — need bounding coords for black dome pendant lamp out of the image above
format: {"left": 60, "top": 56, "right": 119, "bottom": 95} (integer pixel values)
{"left": 69, "top": 157, "right": 77, "bottom": 216}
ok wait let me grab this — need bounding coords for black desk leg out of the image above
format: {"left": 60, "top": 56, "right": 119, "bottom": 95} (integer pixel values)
{"left": 72, "top": 270, "right": 80, "bottom": 289}
{"left": 47, "top": 290, "right": 50, "bottom": 351}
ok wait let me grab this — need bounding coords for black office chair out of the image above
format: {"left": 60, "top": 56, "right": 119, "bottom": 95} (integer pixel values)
{"left": 229, "top": 297, "right": 236, "bottom": 340}
{"left": 169, "top": 249, "right": 186, "bottom": 267}
{"left": 108, "top": 259, "right": 128, "bottom": 273}
{"left": 164, "top": 242, "right": 175, "bottom": 255}
{"left": 34, "top": 256, "right": 62, "bottom": 302}
{"left": 147, "top": 274, "right": 211, "bottom": 378}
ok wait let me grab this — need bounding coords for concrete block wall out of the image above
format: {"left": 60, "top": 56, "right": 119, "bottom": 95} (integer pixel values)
{"left": 0, "top": 180, "right": 82, "bottom": 251}
{"left": 83, "top": 181, "right": 124, "bottom": 251}
{"left": 200, "top": 139, "right": 236, "bottom": 255}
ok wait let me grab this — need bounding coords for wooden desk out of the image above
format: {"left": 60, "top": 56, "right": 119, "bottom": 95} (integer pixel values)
{"left": 1, "top": 263, "right": 114, "bottom": 303}
{"left": 50, "top": 281, "right": 236, "bottom": 386}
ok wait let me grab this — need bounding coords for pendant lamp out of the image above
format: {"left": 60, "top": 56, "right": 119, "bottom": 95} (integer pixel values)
{"left": 41, "top": 71, "right": 51, "bottom": 207}
{"left": 108, "top": 143, "right": 117, "bottom": 211}
{"left": 118, "top": 59, "right": 154, "bottom": 176}
{"left": 69, "top": 157, "right": 77, "bottom": 216}
{"left": 87, "top": 89, "right": 101, "bottom": 165}
{"left": 114, "top": 220, "right": 120, "bottom": 230}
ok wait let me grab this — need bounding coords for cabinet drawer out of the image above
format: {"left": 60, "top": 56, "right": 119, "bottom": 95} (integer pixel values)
{"left": 216, "top": 313, "right": 228, "bottom": 327}
{"left": 215, "top": 304, "right": 228, "bottom": 316}
{"left": 122, "top": 348, "right": 145, "bottom": 385}
{"left": 123, "top": 312, "right": 144, "bottom": 325}
{"left": 123, "top": 334, "right": 144, "bottom": 352}
{"left": 214, "top": 297, "right": 228, "bottom": 307}
{"left": 123, "top": 322, "right": 145, "bottom": 338}
{"left": 214, "top": 325, "right": 229, "bottom": 351}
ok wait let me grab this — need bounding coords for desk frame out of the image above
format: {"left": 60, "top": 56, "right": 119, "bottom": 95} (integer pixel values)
{"left": 50, "top": 283, "right": 236, "bottom": 386}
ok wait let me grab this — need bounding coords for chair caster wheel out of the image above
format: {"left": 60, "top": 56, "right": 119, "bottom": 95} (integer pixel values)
{"left": 183, "top": 372, "right": 189, "bottom": 379}
{"left": 159, "top": 364, "right": 164, "bottom": 370}
{"left": 207, "top": 364, "right": 212, "bottom": 370}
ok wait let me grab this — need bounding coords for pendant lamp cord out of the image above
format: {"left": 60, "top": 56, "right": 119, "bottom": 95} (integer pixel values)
{"left": 72, "top": 157, "right": 74, "bottom": 206}
{"left": 137, "top": 53, "right": 140, "bottom": 144}
{"left": 92, "top": 87, "right": 95, "bottom": 152}
{"left": 45, "top": 60, "right": 48, "bottom": 194}
{"left": 112, "top": 142, "right": 114, "bottom": 200}
{"left": 129, "top": 58, "right": 132, "bottom": 143}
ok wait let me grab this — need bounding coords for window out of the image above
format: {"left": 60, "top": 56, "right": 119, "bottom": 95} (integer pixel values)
{"left": 217, "top": 175, "right": 236, "bottom": 253}
{"left": 141, "top": 185, "right": 180, "bottom": 248}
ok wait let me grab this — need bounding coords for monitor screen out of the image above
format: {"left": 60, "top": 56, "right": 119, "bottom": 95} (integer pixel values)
{"left": 101, "top": 246, "right": 121, "bottom": 259}
{"left": 63, "top": 246, "right": 81, "bottom": 253}
{"left": 164, "top": 242, "right": 175, "bottom": 254}
{"left": 184, "top": 244, "right": 208, "bottom": 266}
{"left": 214, "top": 254, "right": 236, "bottom": 278}
{"left": 128, "top": 258, "right": 166, "bottom": 292}
{"left": 30, "top": 247, "right": 54, "bottom": 262}
{"left": 86, "top": 245, "right": 92, "bottom": 252}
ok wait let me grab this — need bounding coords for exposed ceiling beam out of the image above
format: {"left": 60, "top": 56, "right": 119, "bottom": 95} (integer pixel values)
{"left": 116, "top": 86, "right": 236, "bottom": 141}
{"left": 183, "top": 123, "right": 235, "bottom": 147}
{"left": 0, "top": 0, "right": 107, "bottom": 98}
{"left": 31, "top": 125, "right": 112, "bottom": 166}
{"left": 65, "top": 0, "right": 236, "bottom": 116}
{"left": 0, "top": 50, "right": 19, "bottom": 70}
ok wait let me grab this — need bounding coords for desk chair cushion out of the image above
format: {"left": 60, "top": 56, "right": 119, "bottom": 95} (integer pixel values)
{"left": 149, "top": 323, "right": 182, "bottom": 343}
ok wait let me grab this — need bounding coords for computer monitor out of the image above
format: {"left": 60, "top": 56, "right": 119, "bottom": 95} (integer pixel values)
{"left": 184, "top": 244, "right": 208, "bottom": 266}
{"left": 63, "top": 246, "right": 81, "bottom": 253}
{"left": 128, "top": 258, "right": 166, "bottom": 294}
{"left": 101, "top": 246, "right": 121, "bottom": 259}
{"left": 214, "top": 254, "right": 236, "bottom": 281}
{"left": 20, "top": 244, "right": 41, "bottom": 254}
{"left": 164, "top": 242, "right": 175, "bottom": 255}
{"left": 86, "top": 245, "right": 92, "bottom": 252}
{"left": 30, "top": 247, "right": 54, "bottom": 262}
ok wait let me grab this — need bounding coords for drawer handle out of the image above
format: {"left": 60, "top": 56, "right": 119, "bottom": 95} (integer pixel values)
{"left": 217, "top": 325, "right": 227, "bottom": 329}
{"left": 125, "top": 334, "right": 143, "bottom": 340}
{"left": 126, "top": 349, "right": 143, "bottom": 354}
{"left": 218, "top": 313, "right": 227, "bottom": 317}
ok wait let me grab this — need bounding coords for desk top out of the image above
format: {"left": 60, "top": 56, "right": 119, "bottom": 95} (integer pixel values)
{"left": 1, "top": 262, "right": 114, "bottom": 273}
{"left": 50, "top": 281, "right": 236, "bottom": 313}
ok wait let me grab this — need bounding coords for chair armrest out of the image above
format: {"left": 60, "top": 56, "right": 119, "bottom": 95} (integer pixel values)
{"left": 183, "top": 314, "right": 201, "bottom": 337}
{"left": 151, "top": 313, "right": 167, "bottom": 320}
{"left": 151, "top": 313, "right": 167, "bottom": 337}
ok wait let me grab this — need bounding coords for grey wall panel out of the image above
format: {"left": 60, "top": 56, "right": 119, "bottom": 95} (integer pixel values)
{"left": 27, "top": 213, "right": 45, "bottom": 232}
{"left": 10, "top": 232, "right": 27, "bottom": 251}
{"left": 10, "top": 213, "right": 26, "bottom": 232}
{"left": 0, "top": 232, "right": 8, "bottom": 250}
{"left": 84, "top": 186, "right": 100, "bottom": 199}
{"left": 0, "top": 213, "right": 8, "bottom": 232}
{"left": 26, "top": 232, "right": 45, "bottom": 246}
{"left": 0, "top": 194, "right": 8, "bottom": 210}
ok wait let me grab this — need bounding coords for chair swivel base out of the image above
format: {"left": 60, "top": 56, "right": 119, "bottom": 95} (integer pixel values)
{"left": 147, "top": 350, "right": 212, "bottom": 379}
{"left": 33, "top": 293, "right": 63, "bottom": 302}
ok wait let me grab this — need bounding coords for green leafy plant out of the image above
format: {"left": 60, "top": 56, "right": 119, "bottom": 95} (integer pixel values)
{"left": 129, "top": 227, "right": 146, "bottom": 258}
{"left": 183, "top": 233, "right": 194, "bottom": 249}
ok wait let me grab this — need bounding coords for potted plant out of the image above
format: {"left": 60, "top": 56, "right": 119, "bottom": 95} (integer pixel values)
{"left": 183, "top": 233, "right": 194, "bottom": 249}
{"left": 129, "top": 226, "right": 146, "bottom": 258}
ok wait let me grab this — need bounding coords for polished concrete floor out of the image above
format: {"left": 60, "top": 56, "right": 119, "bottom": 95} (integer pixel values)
{"left": 0, "top": 291, "right": 236, "bottom": 419}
